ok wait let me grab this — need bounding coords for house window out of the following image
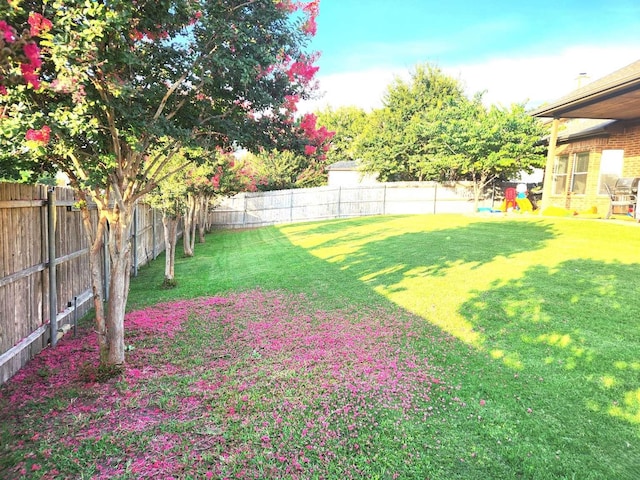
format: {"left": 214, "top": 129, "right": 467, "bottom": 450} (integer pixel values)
{"left": 570, "top": 153, "right": 589, "bottom": 194}
{"left": 598, "top": 149, "right": 624, "bottom": 194}
{"left": 552, "top": 155, "right": 569, "bottom": 195}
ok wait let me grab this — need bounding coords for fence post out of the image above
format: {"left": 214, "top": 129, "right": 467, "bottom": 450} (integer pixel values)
{"left": 290, "top": 190, "right": 294, "bottom": 223}
{"left": 337, "top": 187, "right": 342, "bottom": 218}
{"left": 132, "top": 203, "right": 138, "bottom": 277}
{"left": 243, "top": 194, "right": 247, "bottom": 227}
{"left": 47, "top": 187, "right": 58, "bottom": 347}
{"left": 433, "top": 182, "right": 437, "bottom": 215}
{"left": 382, "top": 184, "right": 387, "bottom": 215}
{"left": 152, "top": 207, "right": 157, "bottom": 259}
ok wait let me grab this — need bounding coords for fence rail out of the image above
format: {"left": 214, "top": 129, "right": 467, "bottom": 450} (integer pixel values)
{"left": 211, "top": 181, "right": 486, "bottom": 228}
{"left": 0, "top": 183, "right": 169, "bottom": 384}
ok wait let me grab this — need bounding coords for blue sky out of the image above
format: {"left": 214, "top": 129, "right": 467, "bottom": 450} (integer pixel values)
{"left": 300, "top": 0, "right": 640, "bottom": 112}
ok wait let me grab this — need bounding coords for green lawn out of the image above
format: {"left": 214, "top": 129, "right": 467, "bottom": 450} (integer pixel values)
{"left": 1, "top": 214, "right": 639, "bottom": 479}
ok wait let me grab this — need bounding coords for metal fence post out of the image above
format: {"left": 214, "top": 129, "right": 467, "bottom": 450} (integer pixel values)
{"left": 132, "top": 203, "right": 138, "bottom": 277}
{"left": 47, "top": 187, "right": 58, "bottom": 347}
{"left": 382, "top": 184, "right": 387, "bottom": 215}
{"left": 152, "top": 207, "right": 157, "bottom": 259}
{"left": 433, "top": 182, "right": 438, "bottom": 215}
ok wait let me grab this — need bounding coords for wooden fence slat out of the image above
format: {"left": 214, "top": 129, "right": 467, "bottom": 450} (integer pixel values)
{"left": 0, "top": 200, "right": 46, "bottom": 208}
{"left": 0, "top": 263, "right": 47, "bottom": 288}
{"left": 0, "top": 324, "right": 49, "bottom": 371}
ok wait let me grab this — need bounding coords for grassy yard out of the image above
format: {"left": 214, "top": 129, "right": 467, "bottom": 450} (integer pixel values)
{"left": 1, "top": 214, "right": 639, "bottom": 479}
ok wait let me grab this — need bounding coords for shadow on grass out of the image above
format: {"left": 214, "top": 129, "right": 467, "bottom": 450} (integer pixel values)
{"left": 284, "top": 214, "right": 401, "bottom": 236}
{"left": 460, "top": 258, "right": 640, "bottom": 427}
{"left": 322, "top": 219, "right": 556, "bottom": 292}
{"left": 130, "top": 217, "right": 556, "bottom": 310}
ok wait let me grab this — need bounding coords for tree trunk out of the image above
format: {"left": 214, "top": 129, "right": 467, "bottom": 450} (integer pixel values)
{"left": 80, "top": 198, "right": 133, "bottom": 366}
{"left": 189, "top": 198, "right": 197, "bottom": 254}
{"left": 472, "top": 173, "right": 485, "bottom": 212}
{"left": 197, "top": 195, "right": 206, "bottom": 243}
{"left": 473, "top": 181, "right": 481, "bottom": 212}
{"left": 162, "top": 212, "right": 179, "bottom": 284}
{"left": 104, "top": 206, "right": 133, "bottom": 366}
{"left": 80, "top": 205, "right": 109, "bottom": 364}
{"left": 183, "top": 194, "right": 195, "bottom": 257}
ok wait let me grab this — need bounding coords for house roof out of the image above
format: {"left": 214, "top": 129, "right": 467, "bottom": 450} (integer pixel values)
{"left": 530, "top": 60, "right": 640, "bottom": 120}
{"left": 327, "top": 160, "right": 360, "bottom": 171}
{"left": 556, "top": 118, "right": 617, "bottom": 142}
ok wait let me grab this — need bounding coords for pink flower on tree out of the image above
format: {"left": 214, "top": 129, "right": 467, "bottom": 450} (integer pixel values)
{"left": 299, "top": 112, "right": 318, "bottom": 136}
{"left": 302, "top": 1, "right": 319, "bottom": 36}
{"left": 1, "top": 13, "right": 50, "bottom": 93}
{"left": 0, "top": 20, "right": 17, "bottom": 43}
{"left": 28, "top": 12, "right": 53, "bottom": 37}
{"left": 20, "top": 63, "right": 40, "bottom": 89}
{"left": 275, "top": 0, "right": 297, "bottom": 13}
{"left": 286, "top": 55, "right": 319, "bottom": 85}
{"left": 23, "top": 43, "right": 42, "bottom": 68}
{"left": 25, "top": 125, "right": 51, "bottom": 145}
{"left": 296, "top": 113, "right": 334, "bottom": 164}
{"left": 188, "top": 11, "right": 203, "bottom": 25}
{"left": 283, "top": 94, "right": 299, "bottom": 112}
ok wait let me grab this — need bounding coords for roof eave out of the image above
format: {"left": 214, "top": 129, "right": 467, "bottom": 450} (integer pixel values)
{"left": 531, "top": 77, "right": 640, "bottom": 118}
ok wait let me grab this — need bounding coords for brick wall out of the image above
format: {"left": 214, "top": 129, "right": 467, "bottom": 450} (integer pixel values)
{"left": 542, "top": 120, "right": 640, "bottom": 215}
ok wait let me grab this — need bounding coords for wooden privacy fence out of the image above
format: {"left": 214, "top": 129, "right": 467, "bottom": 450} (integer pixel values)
{"left": 0, "top": 182, "right": 169, "bottom": 384}
{"left": 211, "top": 181, "right": 488, "bottom": 228}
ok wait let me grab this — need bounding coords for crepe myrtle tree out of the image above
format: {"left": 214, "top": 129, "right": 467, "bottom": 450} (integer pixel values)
{"left": 0, "top": 3, "right": 55, "bottom": 179}
{"left": 0, "top": 0, "right": 322, "bottom": 367}
{"left": 182, "top": 150, "right": 251, "bottom": 256}
{"left": 251, "top": 111, "right": 335, "bottom": 190}
{"left": 146, "top": 146, "right": 250, "bottom": 287}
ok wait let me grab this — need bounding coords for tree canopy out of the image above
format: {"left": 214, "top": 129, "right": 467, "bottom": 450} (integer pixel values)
{"left": 352, "top": 63, "right": 546, "bottom": 197}
{"left": 314, "top": 105, "right": 367, "bottom": 165}
{"left": 426, "top": 98, "right": 546, "bottom": 207}
{"left": 354, "top": 64, "right": 467, "bottom": 181}
{"left": 0, "top": 0, "right": 323, "bottom": 366}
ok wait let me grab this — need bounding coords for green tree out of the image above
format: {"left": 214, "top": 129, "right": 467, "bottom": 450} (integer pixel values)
{"left": 248, "top": 149, "right": 300, "bottom": 190}
{"left": 315, "top": 105, "right": 367, "bottom": 164}
{"left": 427, "top": 99, "right": 547, "bottom": 209}
{"left": 355, "top": 64, "right": 466, "bottom": 181}
{"left": 0, "top": 0, "right": 321, "bottom": 366}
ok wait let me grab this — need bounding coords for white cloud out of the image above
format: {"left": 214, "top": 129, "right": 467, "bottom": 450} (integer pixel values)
{"left": 299, "top": 44, "right": 640, "bottom": 114}
{"left": 298, "top": 68, "right": 407, "bottom": 114}
{"left": 449, "top": 45, "right": 640, "bottom": 109}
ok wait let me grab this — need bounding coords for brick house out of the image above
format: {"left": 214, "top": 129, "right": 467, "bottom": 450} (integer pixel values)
{"left": 531, "top": 60, "right": 640, "bottom": 215}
